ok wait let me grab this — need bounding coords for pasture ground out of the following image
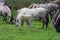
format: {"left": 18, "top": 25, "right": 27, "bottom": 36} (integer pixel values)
{"left": 0, "top": 10, "right": 60, "bottom": 40}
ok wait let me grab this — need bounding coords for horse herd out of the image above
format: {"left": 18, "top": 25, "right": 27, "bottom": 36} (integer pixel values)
{"left": 0, "top": 0, "right": 60, "bottom": 32}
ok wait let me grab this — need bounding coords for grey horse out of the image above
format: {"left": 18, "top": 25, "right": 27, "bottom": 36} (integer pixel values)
{"left": 0, "top": 5, "right": 13, "bottom": 24}
{"left": 15, "top": 8, "right": 49, "bottom": 28}
{"left": 28, "top": 3, "right": 59, "bottom": 20}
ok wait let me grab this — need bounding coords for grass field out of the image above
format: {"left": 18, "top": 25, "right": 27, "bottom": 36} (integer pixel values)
{"left": 0, "top": 10, "right": 60, "bottom": 40}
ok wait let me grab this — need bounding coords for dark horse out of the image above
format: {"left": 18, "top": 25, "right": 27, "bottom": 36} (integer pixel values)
{"left": 53, "top": 9, "right": 60, "bottom": 32}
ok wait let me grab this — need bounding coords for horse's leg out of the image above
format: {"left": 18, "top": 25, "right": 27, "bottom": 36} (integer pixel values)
{"left": 42, "top": 21, "right": 45, "bottom": 29}
{"left": 50, "top": 13, "right": 53, "bottom": 20}
{"left": 3, "top": 13, "right": 7, "bottom": 23}
{"left": 3, "top": 16, "right": 5, "bottom": 22}
{"left": 38, "top": 18, "right": 41, "bottom": 22}
{"left": 21, "top": 20, "right": 24, "bottom": 26}
{"left": 42, "top": 20, "right": 48, "bottom": 29}
{"left": 46, "top": 21, "right": 48, "bottom": 28}
{"left": 27, "top": 19, "right": 31, "bottom": 27}
{"left": 3, "top": 15, "right": 7, "bottom": 23}
{"left": 46, "top": 13, "right": 49, "bottom": 28}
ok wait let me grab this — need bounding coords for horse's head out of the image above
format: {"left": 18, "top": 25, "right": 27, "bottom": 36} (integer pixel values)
{"left": 9, "top": 15, "right": 14, "bottom": 24}
{"left": 54, "top": 15, "right": 60, "bottom": 32}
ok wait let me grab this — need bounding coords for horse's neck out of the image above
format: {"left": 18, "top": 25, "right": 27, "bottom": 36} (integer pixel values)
{"left": 5, "top": 6, "right": 11, "bottom": 17}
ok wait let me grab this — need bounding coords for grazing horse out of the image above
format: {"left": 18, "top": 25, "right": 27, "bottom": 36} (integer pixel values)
{"left": 16, "top": 14, "right": 32, "bottom": 27}
{"left": 15, "top": 8, "right": 49, "bottom": 28}
{"left": 0, "top": 5, "right": 13, "bottom": 24}
{"left": 53, "top": 9, "right": 60, "bottom": 32}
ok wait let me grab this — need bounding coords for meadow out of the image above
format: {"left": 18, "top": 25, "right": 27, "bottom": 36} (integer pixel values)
{"left": 0, "top": 0, "right": 60, "bottom": 40}
{"left": 0, "top": 10, "right": 60, "bottom": 40}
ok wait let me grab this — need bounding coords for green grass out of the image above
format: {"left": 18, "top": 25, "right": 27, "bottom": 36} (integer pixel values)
{"left": 0, "top": 10, "right": 60, "bottom": 40}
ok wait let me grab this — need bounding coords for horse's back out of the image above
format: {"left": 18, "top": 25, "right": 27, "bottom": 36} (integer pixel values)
{"left": 17, "top": 7, "right": 47, "bottom": 19}
{"left": 0, "top": 5, "right": 7, "bottom": 13}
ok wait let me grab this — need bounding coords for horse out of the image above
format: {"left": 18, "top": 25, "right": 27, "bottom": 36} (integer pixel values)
{"left": 53, "top": 9, "right": 60, "bottom": 32}
{"left": 15, "top": 8, "right": 49, "bottom": 28}
{"left": 52, "top": 0, "right": 60, "bottom": 9}
{"left": 15, "top": 14, "right": 32, "bottom": 27}
{"left": 28, "top": 3, "right": 59, "bottom": 20}
{"left": 0, "top": 5, "right": 13, "bottom": 24}
{"left": 46, "top": 3, "right": 59, "bottom": 20}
